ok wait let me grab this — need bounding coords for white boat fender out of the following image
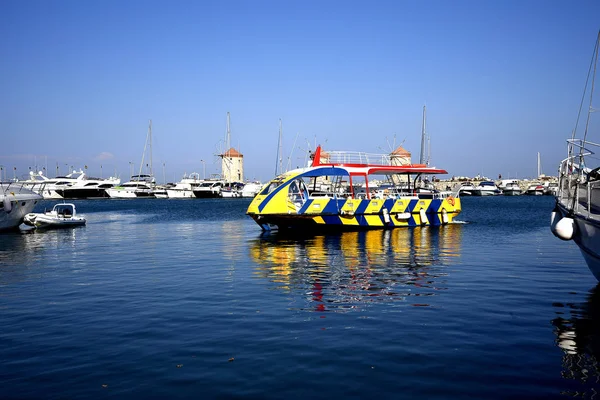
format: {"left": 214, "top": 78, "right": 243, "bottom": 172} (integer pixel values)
{"left": 3, "top": 196, "right": 12, "bottom": 213}
{"left": 441, "top": 208, "right": 449, "bottom": 225}
{"left": 419, "top": 208, "right": 428, "bottom": 225}
{"left": 554, "top": 217, "right": 575, "bottom": 241}
{"left": 382, "top": 207, "right": 390, "bottom": 224}
{"left": 550, "top": 206, "right": 561, "bottom": 233}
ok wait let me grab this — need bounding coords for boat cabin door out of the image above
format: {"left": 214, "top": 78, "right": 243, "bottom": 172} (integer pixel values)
{"left": 288, "top": 179, "right": 309, "bottom": 210}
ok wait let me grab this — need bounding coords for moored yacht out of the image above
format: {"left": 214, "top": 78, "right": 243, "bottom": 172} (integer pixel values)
{"left": 551, "top": 30, "right": 600, "bottom": 280}
{"left": 456, "top": 181, "right": 475, "bottom": 196}
{"left": 221, "top": 182, "right": 244, "bottom": 198}
{"left": 525, "top": 182, "right": 545, "bottom": 196}
{"left": 544, "top": 182, "right": 559, "bottom": 196}
{"left": 471, "top": 181, "right": 501, "bottom": 196}
{"left": 192, "top": 179, "right": 224, "bottom": 198}
{"left": 166, "top": 173, "right": 203, "bottom": 199}
{"left": 54, "top": 171, "right": 120, "bottom": 199}
{"left": 21, "top": 170, "right": 83, "bottom": 199}
{"left": 106, "top": 174, "right": 156, "bottom": 198}
{"left": 502, "top": 182, "right": 522, "bottom": 196}
{"left": 0, "top": 182, "right": 43, "bottom": 231}
{"left": 241, "top": 181, "right": 263, "bottom": 198}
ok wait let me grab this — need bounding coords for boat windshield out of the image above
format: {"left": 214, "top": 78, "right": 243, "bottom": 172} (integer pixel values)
{"left": 260, "top": 180, "right": 284, "bottom": 195}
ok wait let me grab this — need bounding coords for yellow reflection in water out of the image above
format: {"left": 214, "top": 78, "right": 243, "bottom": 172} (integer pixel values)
{"left": 249, "top": 224, "right": 464, "bottom": 309}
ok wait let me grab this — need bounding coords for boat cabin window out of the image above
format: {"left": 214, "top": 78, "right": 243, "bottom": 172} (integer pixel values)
{"left": 260, "top": 181, "right": 284, "bottom": 195}
{"left": 288, "top": 179, "right": 309, "bottom": 203}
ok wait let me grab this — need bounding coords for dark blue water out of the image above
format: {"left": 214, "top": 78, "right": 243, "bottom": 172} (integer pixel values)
{"left": 1, "top": 196, "right": 598, "bottom": 399}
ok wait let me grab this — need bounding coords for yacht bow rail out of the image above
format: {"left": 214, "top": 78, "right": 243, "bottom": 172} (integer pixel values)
{"left": 567, "top": 138, "right": 600, "bottom": 161}
{"left": 0, "top": 182, "right": 46, "bottom": 194}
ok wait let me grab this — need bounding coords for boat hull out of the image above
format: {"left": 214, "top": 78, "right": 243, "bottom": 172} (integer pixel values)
{"left": 166, "top": 189, "right": 194, "bottom": 198}
{"left": 25, "top": 214, "right": 86, "bottom": 229}
{"left": 56, "top": 188, "right": 110, "bottom": 199}
{"left": 249, "top": 196, "right": 461, "bottom": 231}
{"left": 0, "top": 184, "right": 43, "bottom": 231}
{"left": 192, "top": 190, "right": 221, "bottom": 198}
{"left": 555, "top": 201, "right": 600, "bottom": 280}
{"left": 472, "top": 189, "right": 500, "bottom": 196}
{"left": 0, "top": 198, "right": 41, "bottom": 231}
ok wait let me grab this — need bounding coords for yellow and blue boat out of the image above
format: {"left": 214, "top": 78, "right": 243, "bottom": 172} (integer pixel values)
{"left": 247, "top": 145, "right": 461, "bottom": 231}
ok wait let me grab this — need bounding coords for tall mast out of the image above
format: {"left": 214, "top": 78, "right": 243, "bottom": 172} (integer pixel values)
{"left": 149, "top": 119, "right": 153, "bottom": 176}
{"left": 223, "top": 112, "right": 232, "bottom": 182}
{"left": 138, "top": 119, "right": 153, "bottom": 177}
{"left": 275, "top": 119, "right": 283, "bottom": 175}
{"left": 537, "top": 152, "right": 541, "bottom": 178}
{"left": 420, "top": 105, "right": 427, "bottom": 164}
{"left": 226, "top": 112, "right": 231, "bottom": 151}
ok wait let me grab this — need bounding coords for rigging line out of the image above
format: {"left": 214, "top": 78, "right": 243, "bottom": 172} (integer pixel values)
{"left": 582, "top": 30, "right": 600, "bottom": 145}
{"left": 574, "top": 30, "right": 600, "bottom": 147}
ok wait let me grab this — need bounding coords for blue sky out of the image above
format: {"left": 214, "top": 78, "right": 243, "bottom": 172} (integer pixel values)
{"left": 1, "top": 0, "right": 599, "bottom": 182}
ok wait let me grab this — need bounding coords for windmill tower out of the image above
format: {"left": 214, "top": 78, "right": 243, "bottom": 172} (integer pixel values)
{"left": 390, "top": 146, "right": 412, "bottom": 186}
{"left": 219, "top": 112, "right": 244, "bottom": 182}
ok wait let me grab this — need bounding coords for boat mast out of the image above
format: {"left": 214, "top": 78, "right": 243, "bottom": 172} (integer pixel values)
{"left": 149, "top": 119, "right": 153, "bottom": 177}
{"left": 275, "top": 119, "right": 283, "bottom": 175}
{"left": 420, "top": 105, "right": 427, "bottom": 165}
{"left": 226, "top": 112, "right": 231, "bottom": 150}
{"left": 138, "top": 119, "right": 153, "bottom": 177}
{"left": 537, "top": 152, "right": 541, "bottom": 178}
{"left": 225, "top": 112, "right": 231, "bottom": 181}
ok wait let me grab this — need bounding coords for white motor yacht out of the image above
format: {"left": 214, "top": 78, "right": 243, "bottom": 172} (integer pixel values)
{"left": 221, "top": 182, "right": 244, "bottom": 198}
{"left": 456, "top": 181, "right": 475, "bottom": 196}
{"left": 544, "top": 182, "right": 559, "bottom": 196}
{"left": 54, "top": 170, "right": 120, "bottom": 199}
{"left": 0, "top": 182, "right": 43, "bottom": 231}
{"left": 166, "top": 173, "right": 203, "bottom": 199}
{"left": 192, "top": 179, "right": 224, "bottom": 198}
{"left": 21, "top": 170, "right": 85, "bottom": 199}
{"left": 525, "top": 183, "right": 545, "bottom": 196}
{"left": 472, "top": 181, "right": 501, "bottom": 196}
{"left": 241, "top": 182, "right": 263, "bottom": 198}
{"left": 106, "top": 175, "right": 156, "bottom": 199}
{"left": 502, "top": 182, "right": 522, "bottom": 196}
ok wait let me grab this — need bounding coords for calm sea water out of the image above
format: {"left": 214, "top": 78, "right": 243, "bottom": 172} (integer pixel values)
{"left": 1, "top": 196, "right": 598, "bottom": 399}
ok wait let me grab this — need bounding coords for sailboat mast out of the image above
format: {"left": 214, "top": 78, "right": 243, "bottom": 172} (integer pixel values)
{"left": 149, "top": 119, "right": 153, "bottom": 176}
{"left": 537, "top": 152, "right": 541, "bottom": 178}
{"left": 420, "top": 105, "right": 427, "bottom": 164}
{"left": 226, "top": 112, "right": 231, "bottom": 150}
{"left": 275, "top": 119, "right": 282, "bottom": 176}
{"left": 138, "top": 119, "right": 152, "bottom": 177}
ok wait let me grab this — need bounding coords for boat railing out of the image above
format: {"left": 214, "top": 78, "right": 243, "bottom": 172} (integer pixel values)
{"left": 566, "top": 138, "right": 600, "bottom": 162}
{"left": 1, "top": 181, "right": 46, "bottom": 195}
{"left": 324, "top": 151, "right": 392, "bottom": 166}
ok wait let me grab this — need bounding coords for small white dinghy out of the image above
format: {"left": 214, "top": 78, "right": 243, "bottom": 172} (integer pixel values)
{"left": 23, "top": 203, "right": 86, "bottom": 229}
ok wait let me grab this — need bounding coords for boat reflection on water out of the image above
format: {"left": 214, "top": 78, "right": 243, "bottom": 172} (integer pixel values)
{"left": 249, "top": 223, "right": 463, "bottom": 311}
{"left": 552, "top": 286, "right": 600, "bottom": 395}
